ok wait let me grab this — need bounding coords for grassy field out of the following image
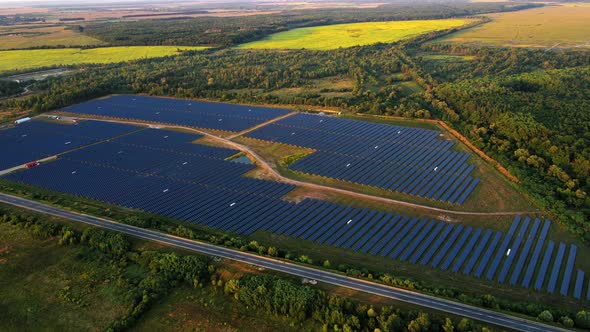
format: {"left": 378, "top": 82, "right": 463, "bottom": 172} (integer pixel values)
{"left": 0, "top": 223, "right": 128, "bottom": 331}
{"left": 237, "top": 19, "right": 474, "bottom": 50}
{"left": 438, "top": 4, "right": 590, "bottom": 48}
{"left": 0, "top": 25, "right": 104, "bottom": 50}
{"left": 0, "top": 46, "right": 208, "bottom": 73}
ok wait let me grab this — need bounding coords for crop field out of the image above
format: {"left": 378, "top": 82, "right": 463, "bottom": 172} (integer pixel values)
{"left": 0, "top": 46, "right": 208, "bottom": 73}
{"left": 237, "top": 19, "right": 474, "bottom": 50}
{"left": 438, "top": 4, "right": 590, "bottom": 49}
{"left": 1, "top": 100, "right": 588, "bottom": 301}
{"left": 0, "top": 24, "right": 104, "bottom": 50}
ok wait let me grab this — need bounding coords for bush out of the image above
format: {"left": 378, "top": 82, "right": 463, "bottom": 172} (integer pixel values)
{"left": 560, "top": 316, "right": 574, "bottom": 328}
{"left": 576, "top": 311, "right": 590, "bottom": 329}
{"left": 538, "top": 310, "right": 554, "bottom": 322}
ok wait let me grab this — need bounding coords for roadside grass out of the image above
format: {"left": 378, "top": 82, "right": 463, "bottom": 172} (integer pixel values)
{"left": 237, "top": 19, "right": 475, "bottom": 50}
{"left": 436, "top": 4, "right": 590, "bottom": 49}
{"left": 0, "top": 46, "right": 209, "bottom": 73}
{"left": 130, "top": 286, "right": 313, "bottom": 332}
{"left": 0, "top": 223, "right": 128, "bottom": 331}
{"left": 0, "top": 24, "right": 104, "bottom": 50}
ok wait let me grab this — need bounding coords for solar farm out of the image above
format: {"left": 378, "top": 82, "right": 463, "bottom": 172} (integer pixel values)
{"left": 0, "top": 120, "right": 137, "bottom": 170}
{"left": 246, "top": 113, "right": 480, "bottom": 204}
{"left": 1, "top": 95, "right": 588, "bottom": 302}
{"left": 60, "top": 95, "right": 291, "bottom": 132}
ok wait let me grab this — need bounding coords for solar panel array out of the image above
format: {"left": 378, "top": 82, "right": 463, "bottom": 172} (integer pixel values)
{"left": 0, "top": 120, "right": 138, "bottom": 170}
{"left": 3, "top": 127, "right": 587, "bottom": 301}
{"left": 246, "top": 113, "right": 479, "bottom": 204}
{"left": 60, "top": 95, "right": 291, "bottom": 132}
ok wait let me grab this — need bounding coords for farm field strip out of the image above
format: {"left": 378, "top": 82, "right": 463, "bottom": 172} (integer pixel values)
{"left": 0, "top": 46, "right": 208, "bottom": 73}
{"left": 61, "top": 95, "right": 292, "bottom": 132}
{"left": 1, "top": 115, "right": 586, "bottom": 301}
{"left": 0, "top": 24, "right": 104, "bottom": 50}
{"left": 237, "top": 19, "right": 474, "bottom": 50}
{"left": 246, "top": 113, "right": 479, "bottom": 204}
{"left": 437, "top": 4, "right": 590, "bottom": 49}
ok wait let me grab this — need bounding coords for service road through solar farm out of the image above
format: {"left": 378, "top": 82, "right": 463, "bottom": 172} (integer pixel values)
{"left": 1, "top": 95, "right": 588, "bottom": 329}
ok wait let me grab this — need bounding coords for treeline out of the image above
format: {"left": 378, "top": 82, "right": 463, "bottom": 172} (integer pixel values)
{"left": 433, "top": 66, "right": 590, "bottom": 242}
{"left": 415, "top": 43, "right": 590, "bottom": 82}
{"left": 3, "top": 45, "right": 434, "bottom": 118}
{"left": 0, "top": 80, "right": 23, "bottom": 98}
{"left": 82, "top": 2, "right": 540, "bottom": 47}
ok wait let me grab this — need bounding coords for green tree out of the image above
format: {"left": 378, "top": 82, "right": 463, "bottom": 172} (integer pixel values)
{"left": 442, "top": 318, "right": 455, "bottom": 332}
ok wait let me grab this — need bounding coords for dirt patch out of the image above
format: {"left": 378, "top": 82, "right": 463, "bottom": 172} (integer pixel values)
{"left": 217, "top": 260, "right": 260, "bottom": 281}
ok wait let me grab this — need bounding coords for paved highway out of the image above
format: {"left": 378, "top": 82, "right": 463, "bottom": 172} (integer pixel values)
{"left": 0, "top": 192, "right": 569, "bottom": 332}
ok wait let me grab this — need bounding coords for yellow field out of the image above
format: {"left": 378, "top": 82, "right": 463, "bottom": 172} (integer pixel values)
{"left": 439, "top": 4, "right": 590, "bottom": 48}
{"left": 237, "top": 19, "right": 474, "bottom": 50}
{"left": 0, "top": 46, "right": 208, "bottom": 73}
{"left": 0, "top": 25, "right": 104, "bottom": 50}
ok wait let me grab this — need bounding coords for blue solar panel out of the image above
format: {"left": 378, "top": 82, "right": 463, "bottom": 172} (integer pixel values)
{"left": 409, "top": 222, "right": 445, "bottom": 264}
{"left": 485, "top": 216, "right": 521, "bottom": 280}
{"left": 462, "top": 230, "right": 493, "bottom": 275}
{"left": 420, "top": 224, "right": 454, "bottom": 266}
{"left": 573, "top": 270, "right": 584, "bottom": 300}
{"left": 534, "top": 240, "right": 555, "bottom": 291}
{"left": 399, "top": 220, "right": 436, "bottom": 262}
{"left": 62, "top": 95, "right": 291, "bottom": 132}
{"left": 508, "top": 218, "right": 540, "bottom": 285}
{"left": 521, "top": 220, "right": 551, "bottom": 288}
{"left": 560, "top": 245, "right": 577, "bottom": 296}
{"left": 474, "top": 231, "right": 502, "bottom": 278}
{"left": 431, "top": 225, "right": 465, "bottom": 268}
{"left": 498, "top": 217, "right": 531, "bottom": 283}
{"left": 547, "top": 242, "right": 566, "bottom": 294}
{"left": 452, "top": 228, "right": 482, "bottom": 273}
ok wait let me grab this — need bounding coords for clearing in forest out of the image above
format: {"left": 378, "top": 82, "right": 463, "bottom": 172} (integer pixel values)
{"left": 237, "top": 19, "right": 474, "bottom": 50}
{"left": 0, "top": 25, "right": 104, "bottom": 50}
{"left": 0, "top": 46, "right": 208, "bottom": 73}
{"left": 438, "top": 4, "right": 590, "bottom": 49}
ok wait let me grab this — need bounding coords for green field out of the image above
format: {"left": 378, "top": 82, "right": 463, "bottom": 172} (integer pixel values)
{"left": 237, "top": 19, "right": 474, "bottom": 50}
{"left": 0, "top": 25, "right": 104, "bottom": 50}
{"left": 438, "top": 4, "right": 590, "bottom": 48}
{"left": 0, "top": 46, "right": 208, "bottom": 73}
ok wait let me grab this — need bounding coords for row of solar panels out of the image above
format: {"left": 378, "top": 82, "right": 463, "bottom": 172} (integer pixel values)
{"left": 245, "top": 113, "right": 480, "bottom": 204}
{"left": 60, "top": 95, "right": 292, "bottom": 132}
{"left": 0, "top": 120, "right": 138, "bottom": 170}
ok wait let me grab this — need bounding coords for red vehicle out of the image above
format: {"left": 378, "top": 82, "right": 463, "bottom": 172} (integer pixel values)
{"left": 25, "top": 161, "right": 39, "bottom": 169}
